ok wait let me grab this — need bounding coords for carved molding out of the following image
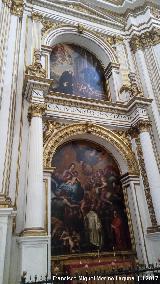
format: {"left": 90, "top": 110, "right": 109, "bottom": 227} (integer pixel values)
{"left": 41, "top": 18, "right": 123, "bottom": 51}
{"left": 26, "top": 49, "right": 46, "bottom": 79}
{"left": 135, "top": 137, "right": 157, "bottom": 227}
{"left": 130, "top": 29, "right": 160, "bottom": 53}
{"left": 11, "top": 0, "right": 24, "bottom": 17}
{"left": 43, "top": 122, "right": 139, "bottom": 176}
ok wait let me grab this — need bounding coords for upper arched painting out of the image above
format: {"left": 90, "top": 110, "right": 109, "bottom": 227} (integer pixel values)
{"left": 50, "top": 44, "right": 107, "bottom": 100}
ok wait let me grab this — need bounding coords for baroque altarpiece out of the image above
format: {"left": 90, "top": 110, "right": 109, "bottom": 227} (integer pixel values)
{"left": 0, "top": 0, "right": 160, "bottom": 283}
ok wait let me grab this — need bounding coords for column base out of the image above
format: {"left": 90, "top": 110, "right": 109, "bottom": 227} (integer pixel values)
{"left": 17, "top": 236, "right": 49, "bottom": 281}
{"left": 20, "top": 228, "right": 47, "bottom": 236}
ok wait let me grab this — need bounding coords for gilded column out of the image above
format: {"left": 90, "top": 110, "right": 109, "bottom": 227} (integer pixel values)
{"left": 24, "top": 103, "right": 46, "bottom": 234}
{"left": 137, "top": 121, "right": 160, "bottom": 226}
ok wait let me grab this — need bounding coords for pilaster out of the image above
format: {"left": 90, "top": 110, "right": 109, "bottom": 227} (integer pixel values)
{"left": 0, "top": 0, "right": 24, "bottom": 205}
{"left": 0, "top": 208, "right": 16, "bottom": 284}
{"left": 105, "top": 62, "right": 121, "bottom": 102}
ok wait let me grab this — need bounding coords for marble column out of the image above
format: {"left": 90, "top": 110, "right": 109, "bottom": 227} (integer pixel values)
{"left": 17, "top": 105, "right": 49, "bottom": 281}
{"left": 24, "top": 103, "right": 46, "bottom": 233}
{"left": 137, "top": 121, "right": 160, "bottom": 225}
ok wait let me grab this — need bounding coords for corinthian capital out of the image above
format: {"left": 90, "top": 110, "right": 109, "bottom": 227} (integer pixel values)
{"left": 137, "top": 120, "right": 151, "bottom": 133}
{"left": 130, "top": 29, "right": 160, "bottom": 52}
{"left": 28, "top": 103, "right": 46, "bottom": 121}
{"left": 11, "top": 0, "right": 24, "bottom": 17}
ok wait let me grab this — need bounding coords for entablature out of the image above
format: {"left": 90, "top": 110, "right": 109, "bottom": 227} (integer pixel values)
{"left": 44, "top": 92, "right": 152, "bottom": 129}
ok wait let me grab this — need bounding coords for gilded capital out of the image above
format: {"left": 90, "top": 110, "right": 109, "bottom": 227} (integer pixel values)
{"left": 128, "top": 126, "right": 139, "bottom": 139}
{"left": 11, "top": 0, "right": 24, "bottom": 17}
{"left": 137, "top": 120, "right": 151, "bottom": 133}
{"left": 31, "top": 12, "right": 43, "bottom": 22}
{"left": 130, "top": 29, "right": 160, "bottom": 53}
{"left": 28, "top": 103, "right": 46, "bottom": 120}
{"left": 26, "top": 49, "right": 46, "bottom": 78}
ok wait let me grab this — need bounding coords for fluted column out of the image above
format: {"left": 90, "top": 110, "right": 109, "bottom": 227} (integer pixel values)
{"left": 137, "top": 121, "right": 160, "bottom": 226}
{"left": 24, "top": 103, "right": 46, "bottom": 233}
{"left": 130, "top": 38, "right": 160, "bottom": 142}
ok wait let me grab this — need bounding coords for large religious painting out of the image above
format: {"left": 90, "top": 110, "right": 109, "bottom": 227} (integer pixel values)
{"left": 51, "top": 141, "right": 131, "bottom": 256}
{"left": 50, "top": 44, "right": 107, "bottom": 100}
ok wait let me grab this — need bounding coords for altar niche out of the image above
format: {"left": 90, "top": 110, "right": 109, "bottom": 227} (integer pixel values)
{"left": 51, "top": 140, "right": 132, "bottom": 257}
{"left": 50, "top": 44, "right": 107, "bottom": 100}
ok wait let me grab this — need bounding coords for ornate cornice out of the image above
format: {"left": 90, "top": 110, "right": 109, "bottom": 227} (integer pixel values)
{"left": 130, "top": 29, "right": 160, "bottom": 53}
{"left": 28, "top": 103, "right": 46, "bottom": 120}
{"left": 26, "top": 49, "right": 46, "bottom": 79}
{"left": 11, "top": 0, "right": 24, "bottom": 17}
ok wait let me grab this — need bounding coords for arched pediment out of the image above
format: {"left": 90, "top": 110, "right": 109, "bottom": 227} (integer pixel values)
{"left": 43, "top": 26, "right": 119, "bottom": 68}
{"left": 43, "top": 122, "right": 139, "bottom": 176}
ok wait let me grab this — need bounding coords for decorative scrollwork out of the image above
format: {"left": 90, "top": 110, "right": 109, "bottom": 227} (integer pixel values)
{"left": 43, "top": 120, "right": 65, "bottom": 144}
{"left": 26, "top": 49, "right": 46, "bottom": 78}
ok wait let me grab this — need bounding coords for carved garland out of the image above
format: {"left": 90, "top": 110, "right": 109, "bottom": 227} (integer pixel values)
{"left": 43, "top": 122, "right": 139, "bottom": 176}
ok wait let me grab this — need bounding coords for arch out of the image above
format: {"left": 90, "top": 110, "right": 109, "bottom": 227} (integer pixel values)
{"left": 43, "top": 122, "right": 139, "bottom": 176}
{"left": 43, "top": 26, "right": 119, "bottom": 68}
